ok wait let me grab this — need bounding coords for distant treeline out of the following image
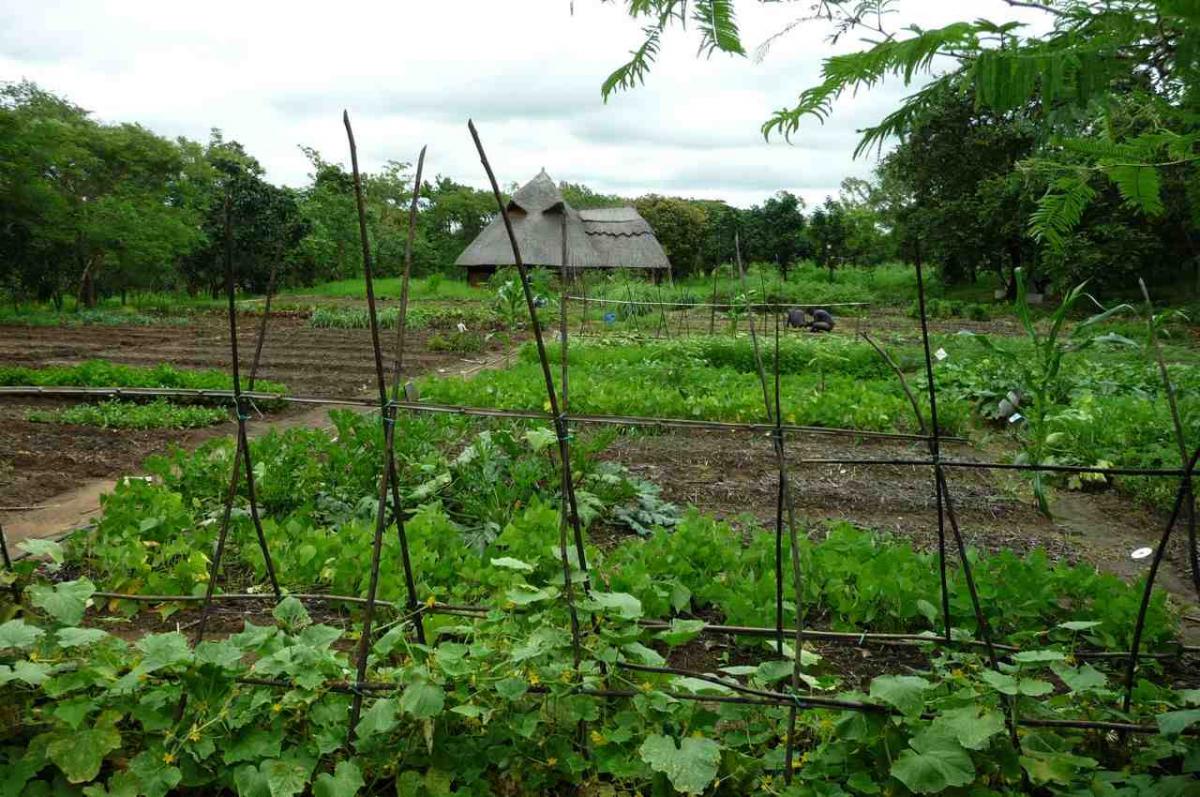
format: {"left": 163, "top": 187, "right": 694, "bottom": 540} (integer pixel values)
{"left": 3, "top": 78, "right": 1196, "bottom": 307}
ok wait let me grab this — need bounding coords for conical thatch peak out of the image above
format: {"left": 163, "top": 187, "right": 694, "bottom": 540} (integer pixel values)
{"left": 509, "top": 169, "right": 563, "bottom": 214}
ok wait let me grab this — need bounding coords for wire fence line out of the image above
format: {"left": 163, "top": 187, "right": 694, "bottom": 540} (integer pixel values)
{"left": 1, "top": 119, "right": 1197, "bottom": 777}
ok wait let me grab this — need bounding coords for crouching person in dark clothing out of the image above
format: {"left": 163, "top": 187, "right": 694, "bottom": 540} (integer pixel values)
{"left": 809, "top": 308, "right": 835, "bottom": 333}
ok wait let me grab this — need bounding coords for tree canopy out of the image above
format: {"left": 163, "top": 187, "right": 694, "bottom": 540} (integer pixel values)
{"left": 602, "top": 0, "right": 1200, "bottom": 294}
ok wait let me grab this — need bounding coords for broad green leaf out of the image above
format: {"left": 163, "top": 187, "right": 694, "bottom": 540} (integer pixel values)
{"left": 505, "top": 584, "right": 554, "bottom": 606}
{"left": 272, "top": 597, "right": 311, "bottom": 630}
{"left": 313, "top": 760, "right": 364, "bottom": 797}
{"left": 655, "top": 618, "right": 706, "bottom": 646}
{"left": 756, "top": 659, "right": 794, "bottom": 683}
{"left": 1157, "top": 709, "right": 1200, "bottom": 737}
{"left": 56, "top": 627, "right": 108, "bottom": 649}
{"left": 980, "top": 669, "right": 1053, "bottom": 696}
{"left": 47, "top": 721, "right": 122, "bottom": 783}
{"left": 622, "top": 641, "right": 666, "bottom": 665}
{"left": 1020, "top": 750, "right": 1098, "bottom": 785}
{"left": 136, "top": 632, "right": 190, "bottom": 672}
{"left": 82, "top": 771, "right": 138, "bottom": 797}
{"left": 261, "top": 758, "right": 308, "bottom": 797}
{"left": 18, "top": 538, "right": 64, "bottom": 567}
{"left": 932, "top": 706, "right": 1005, "bottom": 750}
{"left": 10, "top": 660, "right": 51, "bottom": 685}
{"left": 587, "top": 591, "right": 643, "bottom": 619}
{"left": 890, "top": 732, "right": 975, "bottom": 794}
{"left": 870, "top": 675, "right": 931, "bottom": 717}
{"left": 29, "top": 578, "right": 95, "bottom": 625}
{"left": 1057, "top": 620, "right": 1101, "bottom": 632}
{"left": 495, "top": 677, "right": 528, "bottom": 700}
{"left": 916, "top": 599, "right": 938, "bottom": 625}
{"left": 1051, "top": 662, "right": 1107, "bottom": 693}
{"left": 523, "top": 427, "right": 558, "bottom": 452}
{"left": 671, "top": 676, "right": 733, "bottom": 695}
{"left": 0, "top": 619, "right": 44, "bottom": 651}
{"left": 196, "top": 639, "right": 244, "bottom": 669}
{"left": 1011, "top": 649, "right": 1067, "bottom": 664}
{"left": 490, "top": 557, "right": 534, "bottom": 572}
{"left": 129, "top": 750, "right": 183, "bottom": 797}
{"left": 400, "top": 682, "right": 445, "bottom": 719}
{"left": 223, "top": 728, "right": 283, "bottom": 765}
{"left": 638, "top": 734, "right": 721, "bottom": 795}
{"left": 52, "top": 697, "right": 97, "bottom": 729}
{"left": 355, "top": 698, "right": 398, "bottom": 738}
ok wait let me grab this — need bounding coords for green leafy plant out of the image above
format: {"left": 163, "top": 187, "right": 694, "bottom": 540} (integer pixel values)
{"left": 963, "top": 269, "right": 1131, "bottom": 515}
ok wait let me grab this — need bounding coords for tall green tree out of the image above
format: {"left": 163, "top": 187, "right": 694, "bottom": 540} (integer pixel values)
{"left": 180, "top": 132, "right": 307, "bottom": 296}
{"left": 740, "top": 190, "right": 807, "bottom": 277}
{"left": 0, "top": 81, "right": 204, "bottom": 306}
{"left": 602, "top": 0, "right": 1200, "bottom": 294}
{"left": 633, "top": 194, "right": 709, "bottom": 278}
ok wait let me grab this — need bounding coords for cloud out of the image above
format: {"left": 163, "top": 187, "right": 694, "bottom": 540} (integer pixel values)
{"left": 0, "top": 0, "right": 1054, "bottom": 208}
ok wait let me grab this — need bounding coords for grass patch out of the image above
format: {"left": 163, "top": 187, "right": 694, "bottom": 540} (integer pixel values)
{"left": 27, "top": 399, "right": 229, "bottom": 430}
{"left": 285, "top": 275, "right": 484, "bottom": 301}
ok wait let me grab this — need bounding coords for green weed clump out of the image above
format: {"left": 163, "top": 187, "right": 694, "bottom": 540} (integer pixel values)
{"left": 26, "top": 399, "right": 229, "bottom": 430}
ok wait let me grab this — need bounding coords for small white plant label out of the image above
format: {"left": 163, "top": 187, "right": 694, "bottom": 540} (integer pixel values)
{"left": 934, "top": 348, "right": 948, "bottom": 361}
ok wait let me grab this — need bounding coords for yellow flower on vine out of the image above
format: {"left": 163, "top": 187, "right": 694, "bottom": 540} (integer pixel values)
{"left": 162, "top": 752, "right": 176, "bottom": 765}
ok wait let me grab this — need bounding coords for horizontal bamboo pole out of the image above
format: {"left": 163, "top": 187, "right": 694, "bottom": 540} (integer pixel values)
{"left": 83, "top": 592, "right": 1195, "bottom": 657}
{"left": 223, "top": 672, "right": 1192, "bottom": 735}
{"left": 565, "top": 296, "right": 869, "bottom": 310}
{"left": 0, "top": 385, "right": 967, "bottom": 444}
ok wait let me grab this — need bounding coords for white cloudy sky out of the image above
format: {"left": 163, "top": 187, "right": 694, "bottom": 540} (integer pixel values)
{"left": 1, "top": 0, "right": 1048, "bottom": 208}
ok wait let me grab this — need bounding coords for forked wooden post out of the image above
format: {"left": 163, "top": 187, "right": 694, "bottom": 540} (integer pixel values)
{"left": 343, "top": 112, "right": 427, "bottom": 741}
{"left": 468, "top": 119, "right": 588, "bottom": 667}
{"left": 733, "top": 233, "right": 805, "bottom": 782}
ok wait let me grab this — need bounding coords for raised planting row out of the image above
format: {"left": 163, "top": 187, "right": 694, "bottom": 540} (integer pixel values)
{"left": 415, "top": 333, "right": 1199, "bottom": 510}
{"left": 0, "top": 360, "right": 287, "bottom": 394}
{"left": 26, "top": 399, "right": 231, "bottom": 430}
{"left": 2, "top": 361, "right": 288, "bottom": 430}
{"left": 308, "top": 305, "right": 504, "bottom": 332}
{"left": 2, "top": 410, "right": 1196, "bottom": 795}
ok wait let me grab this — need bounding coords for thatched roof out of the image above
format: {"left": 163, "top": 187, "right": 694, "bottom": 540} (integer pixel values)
{"left": 456, "top": 170, "right": 669, "bottom": 271}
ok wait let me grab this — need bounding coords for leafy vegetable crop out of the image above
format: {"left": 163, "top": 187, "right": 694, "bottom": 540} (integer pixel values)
{"left": 26, "top": 399, "right": 230, "bottom": 430}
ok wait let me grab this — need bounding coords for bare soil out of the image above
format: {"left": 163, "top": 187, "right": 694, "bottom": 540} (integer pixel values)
{"left": 601, "top": 428, "right": 1200, "bottom": 617}
{"left": 0, "top": 316, "right": 512, "bottom": 519}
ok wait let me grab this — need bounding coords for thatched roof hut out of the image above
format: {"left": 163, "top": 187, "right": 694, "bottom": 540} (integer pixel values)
{"left": 455, "top": 170, "right": 670, "bottom": 285}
